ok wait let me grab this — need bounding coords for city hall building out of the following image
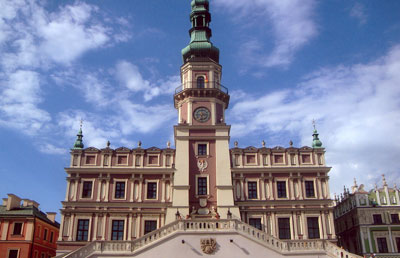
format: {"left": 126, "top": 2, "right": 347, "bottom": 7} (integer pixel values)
{"left": 56, "top": 1, "right": 360, "bottom": 257}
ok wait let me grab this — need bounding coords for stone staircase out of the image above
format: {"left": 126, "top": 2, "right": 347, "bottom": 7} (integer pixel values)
{"left": 60, "top": 219, "right": 362, "bottom": 258}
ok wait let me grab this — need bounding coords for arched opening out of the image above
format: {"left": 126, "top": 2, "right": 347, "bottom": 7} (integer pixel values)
{"left": 197, "top": 77, "right": 205, "bottom": 88}
{"left": 196, "top": 16, "right": 203, "bottom": 27}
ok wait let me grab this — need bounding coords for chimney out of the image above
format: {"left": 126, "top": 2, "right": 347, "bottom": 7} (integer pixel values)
{"left": 6, "top": 194, "right": 21, "bottom": 211}
{"left": 2, "top": 198, "right": 8, "bottom": 206}
{"left": 46, "top": 212, "right": 57, "bottom": 223}
{"left": 22, "top": 199, "right": 30, "bottom": 207}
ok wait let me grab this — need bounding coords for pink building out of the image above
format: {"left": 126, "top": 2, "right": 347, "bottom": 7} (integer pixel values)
{"left": 56, "top": 1, "right": 359, "bottom": 257}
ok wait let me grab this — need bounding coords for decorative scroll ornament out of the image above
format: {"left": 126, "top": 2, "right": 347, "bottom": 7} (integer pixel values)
{"left": 200, "top": 238, "right": 217, "bottom": 254}
{"left": 197, "top": 159, "right": 208, "bottom": 172}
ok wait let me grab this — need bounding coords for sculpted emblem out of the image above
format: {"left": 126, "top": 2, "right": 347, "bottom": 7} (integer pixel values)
{"left": 197, "top": 159, "right": 208, "bottom": 172}
{"left": 200, "top": 238, "right": 217, "bottom": 254}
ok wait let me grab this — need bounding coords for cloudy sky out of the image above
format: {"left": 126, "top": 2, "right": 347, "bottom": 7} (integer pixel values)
{"left": 1, "top": 0, "right": 400, "bottom": 217}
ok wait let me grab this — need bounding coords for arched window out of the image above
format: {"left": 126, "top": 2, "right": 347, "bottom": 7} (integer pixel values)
{"left": 196, "top": 16, "right": 203, "bottom": 27}
{"left": 197, "top": 77, "right": 205, "bottom": 88}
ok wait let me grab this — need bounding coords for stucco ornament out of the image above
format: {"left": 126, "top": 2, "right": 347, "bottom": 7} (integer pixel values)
{"left": 197, "top": 159, "right": 208, "bottom": 172}
{"left": 200, "top": 238, "right": 217, "bottom": 254}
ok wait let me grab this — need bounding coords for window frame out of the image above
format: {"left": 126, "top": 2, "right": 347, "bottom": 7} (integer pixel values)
{"left": 111, "top": 220, "right": 125, "bottom": 240}
{"left": 195, "top": 142, "right": 209, "bottom": 157}
{"left": 391, "top": 213, "right": 400, "bottom": 224}
{"left": 12, "top": 222, "right": 23, "bottom": 235}
{"left": 197, "top": 144, "right": 207, "bottom": 156}
{"left": 43, "top": 228, "right": 48, "bottom": 241}
{"left": 373, "top": 214, "right": 383, "bottom": 224}
{"left": 144, "top": 220, "right": 158, "bottom": 235}
{"left": 197, "top": 177, "right": 208, "bottom": 196}
{"left": 147, "top": 154, "right": 160, "bottom": 166}
{"left": 113, "top": 180, "right": 127, "bottom": 200}
{"left": 116, "top": 154, "right": 129, "bottom": 166}
{"left": 244, "top": 153, "right": 257, "bottom": 165}
{"left": 307, "top": 217, "right": 320, "bottom": 239}
{"left": 145, "top": 181, "right": 158, "bottom": 200}
{"left": 195, "top": 174, "right": 209, "bottom": 197}
{"left": 84, "top": 154, "right": 97, "bottom": 165}
{"left": 7, "top": 249, "right": 19, "bottom": 258}
{"left": 377, "top": 237, "right": 389, "bottom": 253}
{"left": 304, "top": 180, "right": 316, "bottom": 198}
{"left": 247, "top": 181, "right": 258, "bottom": 199}
{"left": 196, "top": 76, "right": 205, "bottom": 89}
{"left": 248, "top": 217, "right": 262, "bottom": 231}
{"left": 76, "top": 219, "right": 90, "bottom": 241}
{"left": 278, "top": 217, "right": 291, "bottom": 240}
{"left": 276, "top": 181, "right": 287, "bottom": 199}
{"left": 81, "top": 180, "right": 94, "bottom": 199}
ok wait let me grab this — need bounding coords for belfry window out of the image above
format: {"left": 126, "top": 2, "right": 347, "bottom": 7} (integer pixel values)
{"left": 196, "top": 16, "right": 203, "bottom": 27}
{"left": 197, "top": 77, "right": 205, "bottom": 88}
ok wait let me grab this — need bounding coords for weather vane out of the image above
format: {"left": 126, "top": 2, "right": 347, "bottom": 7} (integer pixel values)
{"left": 312, "top": 119, "right": 316, "bottom": 130}
{"left": 80, "top": 118, "right": 84, "bottom": 129}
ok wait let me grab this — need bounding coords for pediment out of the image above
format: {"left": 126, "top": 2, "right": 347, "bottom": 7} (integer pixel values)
{"left": 147, "top": 146, "right": 161, "bottom": 152}
{"left": 299, "top": 146, "right": 313, "bottom": 151}
{"left": 115, "top": 147, "right": 131, "bottom": 152}
{"left": 84, "top": 147, "right": 100, "bottom": 152}
{"left": 244, "top": 146, "right": 258, "bottom": 152}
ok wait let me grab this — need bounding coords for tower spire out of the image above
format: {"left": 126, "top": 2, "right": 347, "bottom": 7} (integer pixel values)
{"left": 181, "top": 0, "right": 219, "bottom": 63}
{"left": 312, "top": 119, "right": 323, "bottom": 148}
{"left": 73, "top": 119, "right": 84, "bottom": 149}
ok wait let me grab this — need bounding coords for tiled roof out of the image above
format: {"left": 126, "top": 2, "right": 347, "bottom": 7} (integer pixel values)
{"left": 0, "top": 205, "right": 60, "bottom": 228}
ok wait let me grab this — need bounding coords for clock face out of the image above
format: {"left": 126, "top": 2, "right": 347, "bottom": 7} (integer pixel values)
{"left": 194, "top": 107, "right": 211, "bottom": 123}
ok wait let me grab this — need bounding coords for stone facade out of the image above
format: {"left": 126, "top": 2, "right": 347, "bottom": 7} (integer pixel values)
{"left": 334, "top": 176, "right": 400, "bottom": 257}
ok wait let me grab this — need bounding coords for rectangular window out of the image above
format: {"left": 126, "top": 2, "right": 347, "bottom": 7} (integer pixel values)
{"left": 43, "top": 229, "right": 48, "bottom": 240}
{"left": 377, "top": 237, "right": 388, "bottom": 253}
{"left": 278, "top": 218, "right": 291, "bottom": 239}
{"left": 135, "top": 155, "right": 141, "bottom": 166}
{"left": 117, "top": 155, "right": 128, "bottom": 165}
{"left": 198, "top": 144, "right": 207, "bottom": 156}
{"left": 85, "top": 155, "right": 95, "bottom": 164}
{"left": 197, "top": 177, "right": 207, "bottom": 195}
{"left": 147, "top": 182, "right": 157, "bottom": 199}
{"left": 13, "top": 223, "right": 22, "bottom": 235}
{"left": 307, "top": 217, "right": 320, "bottom": 239}
{"left": 277, "top": 181, "right": 287, "bottom": 198}
{"left": 274, "top": 155, "right": 284, "bottom": 163}
{"left": 166, "top": 155, "right": 171, "bottom": 166}
{"left": 301, "top": 154, "right": 311, "bottom": 163}
{"left": 396, "top": 237, "right": 400, "bottom": 253}
{"left": 249, "top": 218, "right": 262, "bottom": 230}
{"left": 305, "top": 181, "right": 315, "bottom": 198}
{"left": 148, "top": 155, "right": 158, "bottom": 165}
{"left": 247, "top": 182, "right": 258, "bottom": 199}
{"left": 50, "top": 232, "right": 54, "bottom": 243}
{"left": 111, "top": 220, "right": 124, "bottom": 240}
{"left": 391, "top": 214, "right": 400, "bottom": 224}
{"left": 144, "top": 220, "right": 157, "bottom": 235}
{"left": 373, "top": 214, "right": 383, "bottom": 224}
{"left": 115, "top": 182, "right": 125, "bottom": 199}
{"left": 8, "top": 250, "right": 18, "bottom": 258}
{"left": 246, "top": 155, "right": 256, "bottom": 164}
{"left": 76, "top": 219, "right": 89, "bottom": 241}
{"left": 82, "top": 181, "right": 92, "bottom": 198}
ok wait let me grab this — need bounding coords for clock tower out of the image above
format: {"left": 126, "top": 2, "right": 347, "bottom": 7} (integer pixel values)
{"left": 166, "top": 0, "right": 239, "bottom": 222}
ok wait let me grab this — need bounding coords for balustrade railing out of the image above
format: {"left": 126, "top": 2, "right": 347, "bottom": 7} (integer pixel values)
{"left": 174, "top": 81, "right": 228, "bottom": 94}
{"left": 61, "top": 219, "right": 363, "bottom": 258}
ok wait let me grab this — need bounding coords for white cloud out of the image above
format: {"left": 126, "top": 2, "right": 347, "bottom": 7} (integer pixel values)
{"left": 0, "top": 70, "right": 50, "bottom": 134}
{"left": 229, "top": 45, "right": 400, "bottom": 194}
{"left": 39, "top": 143, "right": 68, "bottom": 155}
{"left": 350, "top": 3, "right": 367, "bottom": 25}
{"left": 115, "top": 60, "right": 180, "bottom": 101}
{"left": 116, "top": 60, "right": 151, "bottom": 92}
{"left": 215, "top": 0, "right": 317, "bottom": 68}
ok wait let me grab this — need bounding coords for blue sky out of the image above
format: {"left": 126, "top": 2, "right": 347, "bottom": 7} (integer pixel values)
{"left": 1, "top": 0, "right": 400, "bottom": 219}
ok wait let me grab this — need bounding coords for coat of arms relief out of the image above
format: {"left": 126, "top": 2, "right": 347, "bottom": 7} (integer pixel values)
{"left": 200, "top": 238, "right": 217, "bottom": 254}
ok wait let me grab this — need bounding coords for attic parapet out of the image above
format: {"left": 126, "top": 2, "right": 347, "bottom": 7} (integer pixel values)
{"left": 70, "top": 146, "right": 176, "bottom": 168}
{"left": 230, "top": 145, "right": 326, "bottom": 168}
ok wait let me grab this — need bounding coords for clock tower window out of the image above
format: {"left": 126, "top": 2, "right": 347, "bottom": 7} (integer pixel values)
{"left": 198, "top": 144, "right": 207, "bottom": 156}
{"left": 197, "top": 76, "right": 205, "bottom": 88}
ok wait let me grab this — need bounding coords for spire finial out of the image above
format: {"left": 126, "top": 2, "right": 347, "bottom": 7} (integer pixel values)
{"left": 312, "top": 119, "right": 323, "bottom": 148}
{"left": 73, "top": 119, "right": 84, "bottom": 149}
{"left": 353, "top": 178, "right": 358, "bottom": 187}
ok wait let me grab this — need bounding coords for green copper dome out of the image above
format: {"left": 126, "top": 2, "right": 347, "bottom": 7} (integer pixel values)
{"left": 312, "top": 129, "right": 323, "bottom": 148}
{"left": 182, "top": 0, "right": 219, "bottom": 63}
{"left": 73, "top": 127, "right": 84, "bottom": 149}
